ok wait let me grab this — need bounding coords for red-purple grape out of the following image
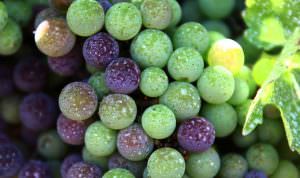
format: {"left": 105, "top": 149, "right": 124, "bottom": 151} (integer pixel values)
{"left": 66, "top": 162, "right": 103, "bottom": 178}
{"left": 177, "top": 117, "right": 215, "bottom": 152}
{"left": 0, "top": 143, "right": 24, "bottom": 177}
{"left": 105, "top": 58, "right": 140, "bottom": 94}
{"left": 61, "top": 154, "right": 82, "bottom": 178}
{"left": 0, "top": 64, "right": 15, "bottom": 97}
{"left": 18, "top": 160, "right": 52, "bottom": 178}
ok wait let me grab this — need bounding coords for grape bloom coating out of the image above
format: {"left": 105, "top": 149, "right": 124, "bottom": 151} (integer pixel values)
{"left": 66, "top": 162, "right": 103, "bottom": 178}
{"left": 18, "top": 160, "right": 52, "bottom": 178}
{"left": 0, "top": 143, "right": 24, "bottom": 177}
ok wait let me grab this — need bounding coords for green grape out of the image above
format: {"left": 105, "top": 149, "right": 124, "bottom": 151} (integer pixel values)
{"left": 278, "top": 139, "right": 299, "bottom": 161}
{"left": 203, "top": 20, "right": 231, "bottom": 37}
{"left": 103, "top": 168, "right": 135, "bottom": 178}
{"left": 208, "top": 31, "right": 225, "bottom": 45}
{"left": 246, "top": 143, "right": 279, "bottom": 175}
{"left": 47, "top": 160, "right": 61, "bottom": 178}
{"left": 173, "top": 22, "right": 210, "bottom": 55}
{"left": 99, "top": 94, "right": 137, "bottom": 130}
{"left": 140, "top": 0, "right": 172, "bottom": 30}
{"left": 219, "top": 153, "right": 248, "bottom": 178}
{"left": 182, "top": 174, "right": 190, "bottom": 178}
{"left": 257, "top": 119, "right": 284, "bottom": 145}
{"left": 235, "top": 99, "right": 252, "bottom": 126}
{"left": 197, "top": 0, "right": 235, "bottom": 19}
{"left": 88, "top": 72, "right": 109, "bottom": 100}
{"left": 130, "top": 29, "right": 173, "bottom": 68}
{"left": 236, "top": 35, "right": 262, "bottom": 64}
{"left": 167, "top": 0, "right": 182, "bottom": 27}
{"left": 147, "top": 147, "right": 185, "bottom": 178}
{"left": 270, "top": 160, "right": 299, "bottom": 178}
{"left": 228, "top": 78, "right": 250, "bottom": 106}
{"left": 197, "top": 66, "right": 235, "bottom": 104}
{"left": 263, "top": 104, "right": 281, "bottom": 119}
{"left": 232, "top": 127, "right": 257, "bottom": 148}
{"left": 252, "top": 53, "right": 276, "bottom": 86}
{"left": 67, "top": 0, "right": 105, "bottom": 37}
{"left": 86, "top": 63, "right": 103, "bottom": 74}
{"left": 105, "top": 2, "right": 142, "bottom": 40}
{"left": 141, "top": 104, "right": 176, "bottom": 139}
{"left": 85, "top": 121, "right": 117, "bottom": 156}
{"left": 167, "top": 47, "right": 204, "bottom": 82}
{"left": 159, "top": 81, "right": 201, "bottom": 121}
{"left": 4, "top": 0, "right": 32, "bottom": 26}
{"left": 0, "top": 2, "right": 8, "bottom": 31}
{"left": 208, "top": 38, "right": 244, "bottom": 74}
{"left": 235, "top": 66, "right": 257, "bottom": 97}
{"left": 82, "top": 147, "right": 108, "bottom": 170}
{"left": 181, "top": 0, "right": 202, "bottom": 23}
{"left": 201, "top": 103, "right": 237, "bottom": 137}
{"left": 131, "top": 0, "right": 144, "bottom": 8}
{"left": 139, "top": 67, "right": 169, "bottom": 97}
{"left": 0, "top": 95, "right": 21, "bottom": 124}
{"left": 0, "top": 19, "right": 22, "bottom": 55}
{"left": 186, "top": 148, "right": 220, "bottom": 178}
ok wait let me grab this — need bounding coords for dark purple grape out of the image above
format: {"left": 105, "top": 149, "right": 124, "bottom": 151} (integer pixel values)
{"left": 105, "top": 58, "right": 140, "bottom": 94}
{"left": 20, "top": 93, "right": 58, "bottom": 131}
{"left": 61, "top": 154, "right": 82, "bottom": 178}
{"left": 18, "top": 160, "right": 52, "bottom": 178}
{"left": 13, "top": 58, "right": 48, "bottom": 92}
{"left": 97, "top": 0, "right": 112, "bottom": 12}
{"left": 48, "top": 44, "right": 83, "bottom": 76}
{"left": 244, "top": 170, "right": 268, "bottom": 178}
{"left": 117, "top": 124, "right": 153, "bottom": 161}
{"left": 108, "top": 153, "right": 146, "bottom": 178}
{"left": 0, "top": 64, "right": 15, "bottom": 97}
{"left": 83, "top": 32, "right": 119, "bottom": 69}
{"left": 20, "top": 126, "right": 40, "bottom": 145}
{"left": 0, "top": 132, "right": 10, "bottom": 144}
{"left": 0, "top": 143, "right": 24, "bottom": 177}
{"left": 57, "top": 114, "right": 92, "bottom": 145}
{"left": 177, "top": 117, "right": 215, "bottom": 152}
{"left": 66, "top": 162, "right": 103, "bottom": 178}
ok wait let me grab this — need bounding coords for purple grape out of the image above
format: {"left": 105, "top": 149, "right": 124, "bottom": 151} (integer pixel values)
{"left": 108, "top": 153, "right": 146, "bottom": 178}
{"left": 18, "top": 160, "right": 52, "bottom": 178}
{"left": 177, "top": 117, "right": 215, "bottom": 152}
{"left": 13, "top": 58, "right": 48, "bottom": 92}
{"left": 0, "top": 64, "right": 15, "bottom": 97}
{"left": 117, "top": 124, "right": 153, "bottom": 161}
{"left": 20, "top": 93, "right": 58, "bottom": 131}
{"left": 244, "top": 170, "right": 268, "bottom": 178}
{"left": 83, "top": 32, "right": 119, "bottom": 69}
{"left": 48, "top": 44, "right": 83, "bottom": 76}
{"left": 20, "top": 126, "right": 40, "bottom": 145}
{"left": 105, "top": 58, "right": 140, "bottom": 94}
{"left": 0, "top": 132, "right": 9, "bottom": 144}
{"left": 66, "top": 162, "right": 103, "bottom": 178}
{"left": 97, "top": 0, "right": 112, "bottom": 12}
{"left": 0, "top": 143, "right": 24, "bottom": 177}
{"left": 57, "top": 114, "right": 92, "bottom": 145}
{"left": 61, "top": 154, "right": 82, "bottom": 178}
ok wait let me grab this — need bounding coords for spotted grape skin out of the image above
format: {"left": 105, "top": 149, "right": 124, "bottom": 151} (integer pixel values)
{"left": 177, "top": 117, "right": 215, "bottom": 152}
{"left": 18, "top": 160, "right": 52, "bottom": 178}
{"left": 0, "top": 143, "right": 24, "bottom": 177}
{"left": 105, "top": 58, "right": 141, "bottom": 94}
{"left": 66, "top": 162, "right": 103, "bottom": 178}
{"left": 244, "top": 170, "right": 267, "bottom": 178}
{"left": 60, "top": 154, "right": 82, "bottom": 178}
{"left": 103, "top": 168, "right": 135, "bottom": 178}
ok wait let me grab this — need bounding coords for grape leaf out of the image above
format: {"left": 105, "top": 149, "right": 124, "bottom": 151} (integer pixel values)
{"left": 243, "top": 0, "right": 300, "bottom": 50}
{"left": 243, "top": 28, "right": 300, "bottom": 153}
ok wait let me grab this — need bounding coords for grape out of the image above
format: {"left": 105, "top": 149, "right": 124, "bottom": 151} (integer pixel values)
{"left": 105, "top": 58, "right": 140, "bottom": 94}
{"left": 201, "top": 103, "right": 237, "bottom": 137}
{"left": 177, "top": 117, "right": 215, "bottom": 152}
{"left": 246, "top": 143, "right": 279, "bottom": 175}
{"left": 147, "top": 147, "right": 185, "bottom": 178}
{"left": 181, "top": 0, "right": 202, "bottom": 23}
{"left": 86, "top": 63, "right": 103, "bottom": 74}
{"left": 167, "top": 0, "right": 182, "bottom": 27}
{"left": 66, "top": 162, "right": 103, "bottom": 178}
{"left": 197, "top": 0, "right": 235, "bottom": 19}
{"left": 244, "top": 170, "right": 267, "bottom": 178}
{"left": 236, "top": 35, "right": 262, "bottom": 64}
{"left": 57, "top": 114, "right": 92, "bottom": 145}
{"left": 20, "top": 92, "right": 58, "bottom": 131}
{"left": 142, "top": 104, "right": 176, "bottom": 139}
{"left": 108, "top": 153, "right": 146, "bottom": 177}
{"left": 235, "top": 66, "right": 257, "bottom": 97}
{"left": 99, "top": 94, "right": 137, "bottom": 130}
{"left": 140, "top": 0, "right": 172, "bottom": 30}
{"left": 263, "top": 104, "right": 281, "bottom": 119}
{"left": 186, "top": 148, "right": 220, "bottom": 178}
{"left": 0, "top": 2, "right": 8, "bottom": 30}
{"left": 236, "top": 99, "right": 252, "bottom": 126}
{"left": 208, "top": 31, "right": 225, "bottom": 45}
{"left": 159, "top": 81, "right": 201, "bottom": 121}
{"left": 67, "top": 0, "right": 104, "bottom": 37}
{"left": 0, "top": 64, "right": 15, "bottom": 97}
{"left": 203, "top": 20, "right": 231, "bottom": 37}
{"left": 0, "top": 132, "right": 10, "bottom": 144}
{"left": 0, "top": 19, "right": 22, "bottom": 55}
{"left": 38, "top": 130, "right": 68, "bottom": 160}
{"left": 88, "top": 72, "right": 109, "bottom": 99}
{"left": 208, "top": 39, "right": 244, "bottom": 74}
{"left": 173, "top": 22, "right": 210, "bottom": 55}
{"left": 228, "top": 78, "right": 250, "bottom": 106}
{"left": 168, "top": 47, "right": 204, "bottom": 82}
{"left": 85, "top": 121, "right": 117, "bottom": 156}
{"left": 105, "top": 2, "right": 142, "bottom": 40}
{"left": 82, "top": 147, "right": 109, "bottom": 170}
{"left": 60, "top": 154, "right": 82, "bottom": 178}
{"left": 13, "top": 58, "right": 48, "bottom": 92}
{"left": 47, "top": 160, "right": 61, "bottom": 178}
{"left": 117, "top": 124, "right": 154, "bottom": 161}
{"left": 257, "top": 119, "right": 284, "bottom": 145}
{"left": 18, "top": 160, "right": 52, "bottom": 178}
{"left": 34, "top": 8, "right": 61, "bottom": 28}
{"left": 20, "top": 126, "right": 40, "bottom": 145}
{"left": 270, "top": 160, "right": 298, "bottom": 178}
{"left": 278, "top": 139, "right": 299, "bottom": 161}
{"left": 49, "top": 0, "right": 73, "bottom": 12}
{"left": 83, "top": 32, "right": 119, "bottom": 69}
{"left": 4, "top": 0, "right": 32, "bottom": 26}
{"left": 97, "top": 0, "right": 112, "bottom": 12}
{"left": 48, "top": 44, "right": 83, "bottom": 77}
{"left": 59, "top": 82, "right": 98, "bottom": 121}
{"left": 219, "top": 153, "right": 248, "bottom": 178}
{"left": 0, "top": 143, "right": 24, "bottom": 177}
{"left": 232, "top": 127, "right": 257, "bottom": 148}
{"left": 35, "top": 18, "right": 76, "bottom": 57}
{"left": 197, "top": 66, "right": 235, "bottom": 104}
{"left": 130, "top": 29, "right": 173, "bottom": 68}
{"left": 103, "top": 168, "right": 135, "bottom": 178}
{"left": 0, "top": 95, "right": 21, "bottom": 124}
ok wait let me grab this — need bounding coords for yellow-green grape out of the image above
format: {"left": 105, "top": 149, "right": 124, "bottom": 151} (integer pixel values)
{"left": 103, "top": 168, "right": 135, "bottom": 178}
{"left": 235, "top": 66, "right": 257, "bottom": 97}
{"left": 0, "top": 2, "right": 8, "bottom": 30}
{"left": 82, "top": 147, "right": 108, "bottom": 170}
{"left": 270, "top": 160, "right": 299, "bottom": 178}
{"left": 228, "top": 78, "right": 250, "bottom": 106}
{"left": 0, "top": 19, "right": 22, "bottom": 55}
{"left": 167, "top": 0, "right": 182, "bottom": 27}
{"left": 252, "top": 53, "right": 276, "bottom": 86}
{"left": 208, "top": 38, "right": 244, "bottom": 74}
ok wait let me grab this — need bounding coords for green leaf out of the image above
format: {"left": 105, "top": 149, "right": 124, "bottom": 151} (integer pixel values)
{"left": 243, "top": 0, "right": 300, "bottom": 50}
{"left": 243, "top": 28, "right": 300, "bottom": 153}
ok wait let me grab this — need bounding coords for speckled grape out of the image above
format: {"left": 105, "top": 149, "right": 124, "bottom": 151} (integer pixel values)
{"left": 228, "top": 78, "right": 250, "bottom": 105}
{"left": 66, "top": 162, "right": 103, "bottom": 178}
{"left": 0, "top": 19, "right": 22, "bottom": 55}
{"left": 103, "top": 168, "right": 135, "bottom": 178}
{"left": 0, "top": 2, "right": 8, "bottom": 30}
{"left": 61, "top": 154, "right": 82, "bottom": 178}
{"left": 59, "top": 82, "right": 98, "bottom": 121}
{"left": 167, "top": 0, "right": 181, "bottom": 27}
{"left": 244, "top": 170, "right": 267, "bottom": 178}
{"left": 0, "top": 143, "right": 24, "bottom": 177}
{"left": 219, "top": 153, "right": 248, "bottom": 178}
{"left": 18, "top": 160, "right": 52, "bottom": 178}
